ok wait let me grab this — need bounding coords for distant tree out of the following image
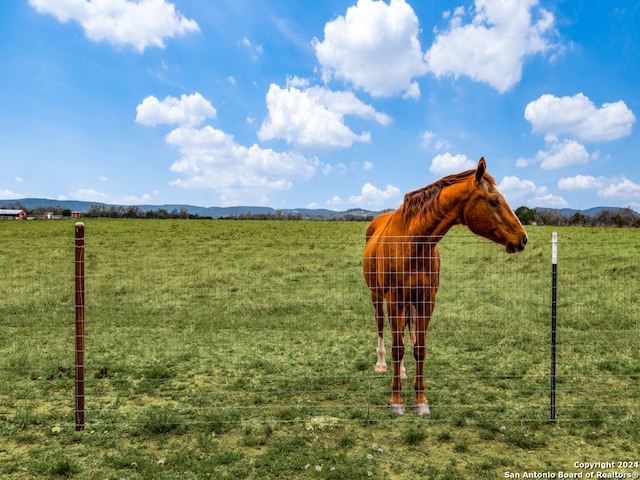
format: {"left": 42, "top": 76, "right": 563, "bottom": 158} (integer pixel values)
{"left": 515, "top": 206, "right": 536, "bottom": 225}
{"left": 535, "top": 209, "right": 567, "bottom": 226}
{"left": 569, "top": 211, "right": 588, "bottom": 226}
{"left": 86, "top": 206, "right": 101, "bottom": 217}
{"left": 604, "top": 207, "right": 638, "bottom": 227}
{"left": 593, "top": 210, "right": 614, "bottom": 227}
{"left": 123, "top": 206, "right": 143, "bottom": 218}
{"left": 171, "top": 208, "right": 189, "bottom": 219}
{"left": 32, "top": 206, "right": 64, "bottom": 217}
{"left": 107, "top": 206, "right": 123, "bottom": 218}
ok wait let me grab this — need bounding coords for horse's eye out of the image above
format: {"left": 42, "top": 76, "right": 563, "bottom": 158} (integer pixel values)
{"left": 489, "top": 198, "right": 500, "bottom": 207}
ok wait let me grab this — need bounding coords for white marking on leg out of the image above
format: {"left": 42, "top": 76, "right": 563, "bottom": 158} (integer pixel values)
{"left": 375, "top": 337, "right": 387, "bottom": 372}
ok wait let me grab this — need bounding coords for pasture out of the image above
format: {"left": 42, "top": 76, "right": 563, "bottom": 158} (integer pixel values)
{"left": 0, "top": 219, "right": 638, "bottom": 479}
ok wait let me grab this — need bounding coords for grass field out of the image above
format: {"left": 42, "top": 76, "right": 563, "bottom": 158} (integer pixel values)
{"left": 1, "top": 219, "right": 638, "bottom": 479}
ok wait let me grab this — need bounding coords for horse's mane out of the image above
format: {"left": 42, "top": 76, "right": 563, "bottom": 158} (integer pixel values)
{"left": 401, "top": 168, "right": 495, "bottom": 223}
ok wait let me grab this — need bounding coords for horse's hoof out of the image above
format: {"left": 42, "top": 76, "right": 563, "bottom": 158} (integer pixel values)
{"left": 400, "top": 372, "right": 408, "bottom": 380}
{"left": 413, "top": 403, "right": 430, "bottom": 415}
{"left": 375, "top": 363, "right": 387, "bottom": 373}
{"left": 390, "top": 404, "right": 405, "bottom": 415}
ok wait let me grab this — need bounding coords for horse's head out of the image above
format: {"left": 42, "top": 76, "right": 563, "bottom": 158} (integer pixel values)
{"left": 460, "top": 158, "right": 528, "bottom": 253}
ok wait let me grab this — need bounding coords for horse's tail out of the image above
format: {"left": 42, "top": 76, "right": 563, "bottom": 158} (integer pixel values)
{"left": 408, "top": 304, "right": 417, "bottom": 347}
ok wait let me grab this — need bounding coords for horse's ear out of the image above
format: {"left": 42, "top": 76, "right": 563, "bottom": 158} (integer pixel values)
{"left": 475, "top": 157, "right": 486, "bottom": 183}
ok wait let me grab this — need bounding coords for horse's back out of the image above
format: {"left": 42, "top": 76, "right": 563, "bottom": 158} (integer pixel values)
{"left": 365, "top": 211, "right": 392, "bottom": 241}
{"left": 373, "top": 211, "right": 441, "bottom": 296}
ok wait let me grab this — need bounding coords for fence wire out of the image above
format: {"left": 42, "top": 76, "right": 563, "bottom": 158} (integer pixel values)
{"left": 0, "top": 221, "right": 638, "bottom": 429}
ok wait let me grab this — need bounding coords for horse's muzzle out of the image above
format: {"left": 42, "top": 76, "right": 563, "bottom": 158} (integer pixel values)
{"left": 506, "top": 234, "right": 528, "bottom": 253}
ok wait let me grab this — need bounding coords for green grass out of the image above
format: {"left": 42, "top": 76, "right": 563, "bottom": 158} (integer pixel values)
{"left": 0, "top": 219, "right": 638, "bottom": 478}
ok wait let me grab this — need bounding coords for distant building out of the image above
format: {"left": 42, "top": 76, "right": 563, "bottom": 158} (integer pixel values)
{"left": 0, "top": 209, "right": 27, "bottom": 220}
{"left": 71, "top": 211, "right": 81, "bottom": 218}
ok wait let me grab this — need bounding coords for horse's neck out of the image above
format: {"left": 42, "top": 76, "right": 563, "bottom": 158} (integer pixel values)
{"left": 402, "top": 185, "right": 465, "bottom": 241}
{"left": 406, "top": 210, "right": 458, "bottom": 241}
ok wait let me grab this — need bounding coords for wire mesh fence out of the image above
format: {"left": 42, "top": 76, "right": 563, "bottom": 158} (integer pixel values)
{"left": 0, "top": 220, "right": 638, "bottom": 430}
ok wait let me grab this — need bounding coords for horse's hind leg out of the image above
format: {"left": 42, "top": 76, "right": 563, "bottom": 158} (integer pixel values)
{"left": 411, "top": 303, "right": 431, "bottom": 415}
{"left": 373, "top": 292, "right": 407, "bottom": 378}
{"left": 388, "top": 301, "right": 406, "bottom": 415}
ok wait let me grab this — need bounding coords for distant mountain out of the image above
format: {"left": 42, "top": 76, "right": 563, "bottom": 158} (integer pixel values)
{"left": 2, "top": 198, "right": 637, "bottom": 220}
{"left": 0, "top": 198, "right": 383, "bottom": 220}
{"left": 536, "top": 206, "right": 640, "bottom": 217}
{"left": 0, "top": 198, "right": 100, "bottom": 213}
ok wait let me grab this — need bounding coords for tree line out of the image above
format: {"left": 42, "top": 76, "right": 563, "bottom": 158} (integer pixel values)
{"left": 6, "top": 202, "right": 640, "bottom": 226}
{"left": 84, "top": 205, "right": 194, "bottom": 219}
{"left": 515, "top": 206, "right": 640, "bottom": 227}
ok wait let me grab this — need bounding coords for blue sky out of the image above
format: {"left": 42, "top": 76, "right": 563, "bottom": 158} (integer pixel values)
{"left": 1, "top": 0, "right": 638, "bottom": 211}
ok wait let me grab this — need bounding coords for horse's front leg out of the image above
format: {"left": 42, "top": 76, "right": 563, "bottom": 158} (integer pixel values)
{"left": 388, "top": 301, "right": 406, "bottom": 414}
{"left": 373, "top": 290, "right": 387, "bottom": 373}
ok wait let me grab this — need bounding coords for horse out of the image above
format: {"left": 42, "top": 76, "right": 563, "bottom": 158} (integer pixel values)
{"left": 363, "top": 211, "right": 410, "bottom": 379}
{"left": 363, "top": 158, "right": 528, "bottom": 415}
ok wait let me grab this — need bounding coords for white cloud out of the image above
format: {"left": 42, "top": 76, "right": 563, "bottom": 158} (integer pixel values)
{"left": 164, "top": 125, "right": 320, "bottom": 205}
{"left": 599, "top": 178, "right": 640, "bottom": 199}
{"left": 421, "top": 131, "right": 436, "bottom": 149}
{"left": 313, "top": 0, "right": 426, "bottom": 98}
{"left": 530, "top": 190, "right": 568, "bottom": 208}
{"left": 348, "top": 183, "right": 401, "bottom": 207}
{"left": 524, "top": 93, "right": 636, "bottom": 142}
{"left": 70, "top": 188, "right": 109, "bottom": 202}
{"left": 536, "top": 139, "right": 590, "bottom": 169}
{"left": 559, "top": 175, "right": 640, "bottom": 200}
{"left": 557, "top": 175, "right": 604, "bottom": 191}
{"left": 421, "top": 131, "right": 451, "bottom": 150}
{"left": 336, "top": 163, "right": 349, "bottom": 174}
{"left": 28, "top": 0, "right": 199, "bottom": 52}
{"left": 496, "top": 175, "right": 566, "bottom": 207}
{"left": 429, "top": 153, "right": 476, "bottom": 175}
{"left": 135, "top": 93, "right": 216, "bottom": 127}
{"left": 135, "top": 92, "right": 322, "bottom": 205}
{"left": 498, "top": 176, "right": 538, "bottom": 200}
{"left": 424, "top": 0, "right": 557, "bottom": 92}
{"left": 69, "top": 188, "right": 153, "bottom": 205}
{"left": 258, "top": 84, "right": 391, "bottom": 148}
{"left": 363, "top": 161, "right": 374, "bottom": 171}
{"left": 0, "top": 189, "right": 22, "bottom": 199}
{"left": 286, "top": 76, "right": 310, "bottom": 89}
{"left": 326, "top": 195, "right": 344, "bottom": 207}
{"left": 518, "top": 137, "right": 593, "bottom": 169}
{"left": 240, "top": 36, "right": 263, "bottom": 59}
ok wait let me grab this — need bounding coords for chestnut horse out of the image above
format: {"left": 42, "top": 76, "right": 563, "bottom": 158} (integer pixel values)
{"left": 363, "top": 158, "right": 527, "bottom": 415}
